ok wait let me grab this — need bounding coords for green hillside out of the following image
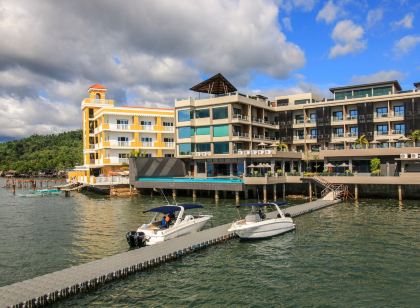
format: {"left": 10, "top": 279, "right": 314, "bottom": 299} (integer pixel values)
{"left": 0, "top": 130, "right": 83, "bottom": 175}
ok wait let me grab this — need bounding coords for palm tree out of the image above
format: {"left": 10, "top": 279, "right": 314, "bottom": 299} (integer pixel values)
{"left": 407, "top": 130, "right": 420, "bottom": 147}
{"left": 355, "top": 135, "right": 369, "bottom": 149}
{"left": 276, "top": 142, "right": 288, "bottom": 152}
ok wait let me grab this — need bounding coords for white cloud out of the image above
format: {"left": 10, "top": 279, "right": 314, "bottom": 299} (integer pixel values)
{"left": 280, "top": 0, "right": 318, "bottom": 13}
{"left": 282, "top": 17, "right": 293, "bottom": 31}
{"left": 367, "top": 8, "right": 383, "bottom": 28}
{"left": 351, "top": 70, "right": 404, "bottom": 84}
{"left": 316, "top": 0, "right": 339, "bottom": 24}
{"left": 394, "top": 35, "right": 420, "bottom": 55}
{"left": 393, "top": 13, "right": 414, "bottom": 29}
{"left": 329, "top": 20, "right": 366, "bottom": 58}
{"left": 0, "top": 0, "right": 305, "bottom": 138}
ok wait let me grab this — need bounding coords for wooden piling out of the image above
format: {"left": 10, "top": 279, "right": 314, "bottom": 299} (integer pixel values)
{"left": 263, "top": 185, "right": 267, "bottom": 203}
{"left": 398, "top": 185, "right": 403, "bottom": 202}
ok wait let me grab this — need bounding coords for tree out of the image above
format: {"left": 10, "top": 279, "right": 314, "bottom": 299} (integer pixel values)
{"left": 407, "top": 130, "right": 420, "bottom": 147}
{"left": 370, "top": 157, "right": 381, "bottom": 175}
{"left": 276, "top": 142, "right": 288, "bottom": 152}
{"left": 355, "top": 135, "right": 369, "bottom": 149}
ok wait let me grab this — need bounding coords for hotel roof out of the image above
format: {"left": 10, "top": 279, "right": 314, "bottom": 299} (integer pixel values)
{"left": 190, "top": 73, "right": 237, "bottom": 94}
{"left": 89, "top": 83, "right": 107, "bottom": 90}
{"left": 329, "top": 80, "right": 402, "bottom": 93}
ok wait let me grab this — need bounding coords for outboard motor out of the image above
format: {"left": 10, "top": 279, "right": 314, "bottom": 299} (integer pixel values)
{"left": 126, "top": 231, "right": 147, "bottom": 248}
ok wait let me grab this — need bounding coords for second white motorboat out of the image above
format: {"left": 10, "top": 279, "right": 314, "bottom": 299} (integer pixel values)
{"left": 126, "top": 204, "right": 212, "bottom": 247}
{"left": 228, "top": 202, "right": 295, "bottom": 239}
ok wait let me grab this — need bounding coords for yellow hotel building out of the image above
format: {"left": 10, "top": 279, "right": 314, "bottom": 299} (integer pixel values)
{"left": 69, "top": 84, "right": 175, "bottom": 184}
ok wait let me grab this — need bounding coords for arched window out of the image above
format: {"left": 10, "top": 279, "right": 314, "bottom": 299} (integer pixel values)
{"left": 96, "top": 93, "right": 101, "bottom": 99}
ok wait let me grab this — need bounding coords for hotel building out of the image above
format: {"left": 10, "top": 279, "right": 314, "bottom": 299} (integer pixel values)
{"left": 174, "top": 74, "right": 420, "bottom": 177}
{"left": 69, "top": 84, "right": 175, "bottom": 184}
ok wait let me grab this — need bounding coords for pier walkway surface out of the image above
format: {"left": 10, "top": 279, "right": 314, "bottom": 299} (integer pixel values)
{"left": 0, "top": 199, "right": 340, "bottom": 307}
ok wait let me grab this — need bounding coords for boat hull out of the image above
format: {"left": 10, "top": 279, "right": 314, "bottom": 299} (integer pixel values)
{"left": 229, "top": 219, "right": 295, "bottom": 239}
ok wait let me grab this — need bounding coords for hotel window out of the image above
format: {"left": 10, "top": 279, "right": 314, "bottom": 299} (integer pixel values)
{"left": 377, "top": 124, "right": 388, "bottom": 135}
{"left": 213, "top": 142, "right": 229, "bottom": 154}
{"left": 310, "top": 128, "right": 317, "bottom": 137}
{"left": 233, "top": 108, "right": 242, "bottom": 116}
{"left": 309, "top": 113, "right": 317, "bottom": 122}
{"left": 212, "top": 106, "right": 228, "bottom": 120}
{"left": 178, "top": 143, "right": 192, "bottom": 155}
{"left": 311, "top": 145, "right": 320, "bottom": 152}
{"left": 178, "top": 126, "right": 192, "bottom": 139}
{"left": 373, "top": 86, "right": 392, "bottom": 96}
{"left": 140, "top": 120, "right": 152, "bottom": 126}
{"left": 118, "top": 136, "right": 128, "bottom": 142}
{"left": 213, "top": 125, "right": 229, "bottom": 137}
{"left": 118, "top": 153, "right": 129, "bottom": 158}
{"left": 349, "top": 127, "right": 358, "bottom": 136}
{"left": 393, "top": 105, "right": 404, "bottom": 117}
{"left": 394, "top": 123, "right": 405, "bottom": 135}
{"left": 195, "top": 143, "right": 211, "bottom": 152}
{"left": 295, "top": 115, "right": 304, "bottom": 124}
{"left": 348, "top": 109, "right": 358, "bottom": 119}
{"left": 332, "top": 111, "right": 343, "bottom": 121}
{"left": 141, "top": 137, "right": 152, "bottom": 142}
{"left": 334, "top": 127, "right": 344, "bottom": 137}
{"left": 376, "top": 107, "right": 388, "bottom": 118}
{"left": 163, "top": 122, "right": 173, "bottom": 126}
{"left": 335, "top": 91, "right": 352, "bottom": 100}
{"left": 195, "top": 108, "right": 210, "bottom": 118}
{"left": 178, "top": 109, "right": 192, "bottom": 122}
{"left": 353, "top": 88, "right": 372, "bottom": 98}
{"left": 163, "top": 138, "right": 174, "bottom": 142}
{"left": 295, "top": 99, "right": 309, "bottom": 105}
{"left": 195, "top": 126, "right": 210, "bottom": 135}
{"left": 117, "top": 119, "right": 128, "bottom": 125}
{"left": 164, "top": 153, "right": 174, "bottom": 157}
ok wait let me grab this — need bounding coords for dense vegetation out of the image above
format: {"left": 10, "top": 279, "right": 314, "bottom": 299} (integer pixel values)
{"left": 0, "top": 130, "right": 83, "bottom": 174}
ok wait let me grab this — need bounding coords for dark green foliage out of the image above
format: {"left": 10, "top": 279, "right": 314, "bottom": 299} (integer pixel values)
{"left": 0, "top": 130, "right": 83, "bottom": 174}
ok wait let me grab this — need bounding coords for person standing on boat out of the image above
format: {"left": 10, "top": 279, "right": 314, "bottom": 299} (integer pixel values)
{"left": 161, "top": 215, "right": 167, "bottom": 228}
{"left": 165, "top": 214, "right": 171, "bottom": 227}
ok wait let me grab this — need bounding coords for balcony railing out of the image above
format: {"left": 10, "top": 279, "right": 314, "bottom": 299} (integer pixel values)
{"left": 118, "top": 141, "right": 130, "bottom": 147}
{"left": 162, "top": 126, "right": 174, "bottom": 132}
{"left": 118, "top": 158, "right": 129, "bottom": 164}
{"left": 164, "top": 142, "right": 175, "bottom": 148}
{"left": 253, "top": 134, "right": 264, "bottom": 139}
{"left": 332, "top": 117, "right": 343, "bottom": 122}
{"left": 346, "top": 115, "right": 357, "bottom": 120}
{"left": 332, "top": 133, "right": 344, "bottom": 138}
{"left": 116, "top": 124, "right": 129, "bottom": 130}
{"left": 375, "top": 113, "right": 388, "bottom": 118}
{"left": 294, "top": 119, "right": 304, "bottom": 124}
{"left": 233, "top": 132, "right": 249, "bottom": 137}
{"left": 294, "top": 135, "right": 304, "bottom": 140}
{"left": 142, "top": 141, "right": 153, "bottom": 147}
{"left": 233, "top": 114, "right": 249, "bottom": 121}
{"left": 142, "top": 125, "right": 154, "bottom": 131}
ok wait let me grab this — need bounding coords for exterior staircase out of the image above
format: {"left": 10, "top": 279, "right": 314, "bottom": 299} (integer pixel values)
{"left": 311, "top": 176, "right": 350, "bottom": 200}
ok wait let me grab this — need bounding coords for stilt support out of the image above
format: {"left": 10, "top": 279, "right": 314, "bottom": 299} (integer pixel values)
{"left": 398, "top": 185, "right": 403, "bottom": 202}
{"left": 354, "top": 184, "right": 358, "bottom": 201}
{"left": 263, "top": 185, "right": 267, "bottom": 203}
{"left": 215, "top": 190, "right": 219, "bottom": 202}
{"left": 172, "top": 189, "right": 176, "bottom": 199}
{"left": 282, "top": 183, "right": 286, "bottom": 201}
{"left": 235, "top": 191, "right": 240, "bottom": 203}
{"left": 308, "top": 182, "right": 312, "bottom": 201}
{"left": 273, "top": 184, "right": 277, "bottom": 202}
{"left": 192, "top": 190, "right": 197, "bottom": 200}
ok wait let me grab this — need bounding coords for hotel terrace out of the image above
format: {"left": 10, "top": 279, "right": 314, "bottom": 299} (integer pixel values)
{"left": 175, "top": 74, "right": 420, "bottom": 179}
{"left": 68, "top": 84, "right": 175, "bottom": 184}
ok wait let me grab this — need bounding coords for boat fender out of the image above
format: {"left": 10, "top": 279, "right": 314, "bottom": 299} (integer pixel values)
{"left": 184, "top": 215, "right": 194, "bottom": 222}
{"left": 285, "top": 213, "right": 291, "bottom": 217}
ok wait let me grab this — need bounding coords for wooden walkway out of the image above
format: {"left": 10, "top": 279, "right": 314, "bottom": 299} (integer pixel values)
{"left": 0, "top": 199, "right": 340, "bottom": 307}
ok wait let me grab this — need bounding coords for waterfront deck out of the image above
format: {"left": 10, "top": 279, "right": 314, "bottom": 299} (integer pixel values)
{"left": 0, "top": 199, "right": 340, "bottom": 307}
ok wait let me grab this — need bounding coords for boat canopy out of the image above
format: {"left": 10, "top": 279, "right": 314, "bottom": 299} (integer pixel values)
{"left": 236, "top": 201, "right": 287, "bottom": 208}
{"left": 144, "top": 204, "right": 204, "bottom": 214}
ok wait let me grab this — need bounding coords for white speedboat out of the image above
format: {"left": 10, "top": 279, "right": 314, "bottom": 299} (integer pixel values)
{"left": 228, "top": 202, "right": 295, "bottom": 239}
{"left": 126, "top": 204, "right": 212, "bottom": 248}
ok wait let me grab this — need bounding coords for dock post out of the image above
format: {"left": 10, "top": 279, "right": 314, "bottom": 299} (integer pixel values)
{"left": 215, "top": 190, "right": 219, "bottom": 202}
{"left": 172, "top": 189, "right": 177, "bottom": 200}
{"left": 244, "top": 189, "right": 249, "bottom": 199}
{"left": 273, "top": 184, "right": 277, "bottom": 201}
{"left": 282, "top": 183, "right": 286, "bottom": 201}
{"left": 235, "top": 191, "right": 240, "bottom": 204}
{"left": 192, "top": 190, "right": 197, "bottom": 200}
{"left": 308, "top": 182, "right": 312, "bottom": 201}
{"left": 65, "top": 191, "right": 70, "bottom": 197}
{"left": 263, "top": 185, "right": 267, "bottom": 203}
{"left": 398, "top": 185, "right": 403, "bottom": 202}
{"left": 354, "top": 184, "right": 358, "bottom": 201}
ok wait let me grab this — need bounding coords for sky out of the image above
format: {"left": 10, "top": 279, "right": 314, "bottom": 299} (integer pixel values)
{"left": 0, "top": 0, "right": 419, "bottom": 139}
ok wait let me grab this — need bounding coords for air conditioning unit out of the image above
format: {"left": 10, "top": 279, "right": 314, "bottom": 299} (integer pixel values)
{"left": 400, "top": 153, "right": 408, "bottom": 159}
{"left": 410, "top": 153, "right": 419, "bottom": 159}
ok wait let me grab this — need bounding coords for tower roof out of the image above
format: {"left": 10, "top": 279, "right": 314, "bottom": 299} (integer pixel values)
{"left": 190, "top": 73, "right": 237, "bottom": 94}
{"left": 88, "top": 83, "right": 107, "bottom": 91}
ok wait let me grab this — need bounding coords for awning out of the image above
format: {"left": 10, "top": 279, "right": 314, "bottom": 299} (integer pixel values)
{"left": 144, "top": 204, "right": 203, "bottom": 214}
{"left": 236, "top": 201, "right": 287, "bottom": 207}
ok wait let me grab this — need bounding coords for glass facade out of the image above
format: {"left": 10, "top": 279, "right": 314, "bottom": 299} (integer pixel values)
{"left": 195, "top": 109, "right": 210, "bottom": 118}
{"left": 195, "top": 143, "right": 211, "bottom": 152}
{"left": 195, "top": 126, "right": 210, "bottom": 135}
{"left": 353, "top": 89, "right": 372, "bottom": 98}
{"left": 178, "top": 109, "right": 191, "bottom": 122}
{"left": 349, "top": 126, "right": 358, "bottom": 136}
{"left": 335, "top": 91, "right": 352, "bottom": 100}
{"left": 213, "top": 142, "right": 229, "bottom": 154}
{"left": 212, "top": 107, "right": 228, "bottom": 120}
{"left": 178, "top": 126, "right": 192, "bottom": 139}
{"left": 213, "top": 125, "right": 229, "bottom": 137}
{"left": 393, "top": 105, "right": 404, "bottom": 116}
{"left": 348, "top": 109, "right": 358, "bottom": 119}
{"left": 334, "top": 127, "right": 344, "bottom": 137}
{"left": 373, "top": 86, "right": 392, "bottom": 96}
{"left": 394, "top": 123, "right": 405, "bottom": 134}
{"left": 376, "top": 107, "right": 388, "bottom": 117}
{"left": 377, "top": 124, "right": 388, "bottom": 135}
{"left": 178, "top": 143, "right": 192, "bottom": 155}
{"left": 332, "top": 111, "right": 343, "bottom": 121}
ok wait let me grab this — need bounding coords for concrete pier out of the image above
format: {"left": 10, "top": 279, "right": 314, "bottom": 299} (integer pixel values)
{"left": 0, "top": 199, "right": 341, "bottom": 307}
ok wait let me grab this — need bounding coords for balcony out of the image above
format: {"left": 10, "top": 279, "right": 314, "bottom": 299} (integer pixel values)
{"left": 142, "top": 141, "right": 154, "bottom": 147}
{"left": 346, "top": 115, "right": 357, "bottom": 120}
{"left": 193, "top": 151, "right": 212, "bottom": 157}
{"left": 162, "top": 126, "right": 175, "bottom": 132}
{"left": 293, "top": 135, "right": 304, "bottom": 140}
{"left": 332, "top": 133, "right": 345, "bottom": 138}
{"left": 332, "top": 117, "right": 344, "bottom": 122}
{"left": 141, "top": 125, "right": 154, "bottom": 131}
{"left": 375, "top": 112, "right": 388, "bottom": 118}
{"left": 252, "top": 134, "right": 264, "bottom": 140}
{"left": 116, "top": 124, "right": 129, "bottom": 130}
{"left": 164, "top": 142, "right": 175, "bottom": 148}
{"left": 117, "top": 141, "right": 130, "bottom": 147}
{"left": 118, "top": 158, "right": 129, "bottom": 164}
{"left": 233, "top": 132, "right": 249, "bottom": 138}
{"left": 232, "top": 114, "right": 249, "bottom": 121}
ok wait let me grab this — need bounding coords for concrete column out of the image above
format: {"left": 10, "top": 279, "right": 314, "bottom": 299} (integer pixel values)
{"left": 172, "top": 189, "right": 176, "bottom": 199}
{"left": 270, "top": 159, "right": 275, "bottom": 174}
{"left": 354, "top": 184, "right": 358, "bottom": 201}
{"left": 398, "top": 185, "right": 403, "bottom": 202}
{"left": 244, "top": 189, "right": 249, "bottom": 199}
{"left": 282, "top": 183, "right": 286, "bottom": 200}
{"left": 273, "top": 184, "right": 277, "bottom": 201}
{"left": 192, "top": 189, "right": 197, "bottom": 200}
{"left": 298, "top": 161, "right": 302, "bottom": 173}
{"left": 308, "top": 182, "right": 312, "bottom": 201}
{"left": 235, "top": 191, "right": 240, "bottom": 203}
{"left": 229, "top": 164, "right": 234, "bottom": 177}
{"left": 263, "top": 185, "right": 267, "bottom": 203}
{"left": 215, "top": 190, "right": 219, "bottom": 201}
{"left": 349, "top": 158, "right": 353, "bottom": 172}
{"left": 386, "top": 162, "right": 390, "bottom": 176}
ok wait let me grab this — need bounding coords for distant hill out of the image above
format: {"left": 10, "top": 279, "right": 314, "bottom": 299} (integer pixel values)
{"left": 0, "top": 130, "right": 83, "bottom": 175}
